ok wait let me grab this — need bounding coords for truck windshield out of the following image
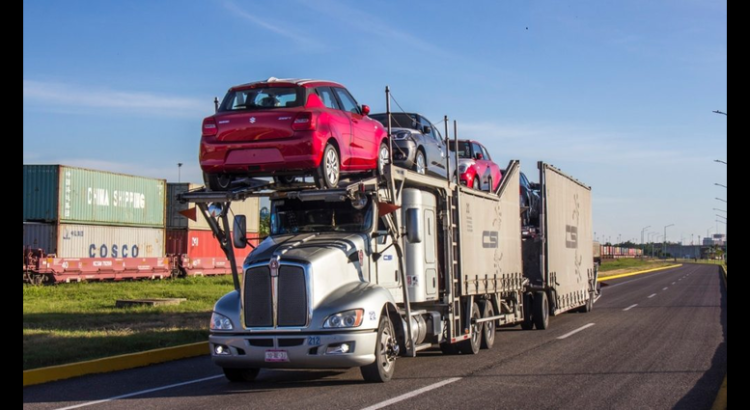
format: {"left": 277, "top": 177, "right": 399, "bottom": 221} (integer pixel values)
{"left": 271, "top": 198, "right": 373, "bottom": 234}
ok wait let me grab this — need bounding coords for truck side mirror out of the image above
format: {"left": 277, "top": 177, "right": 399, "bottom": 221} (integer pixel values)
{"left": 406, "top": 208, "right": 422, "bottom": 243}
{"left": 233, "top": 215, "right": 248, "bottom": 249}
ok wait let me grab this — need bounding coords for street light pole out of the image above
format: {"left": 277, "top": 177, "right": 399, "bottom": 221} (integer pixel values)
{"left": 715, "top": 159, "right": 727, "bottom": 165}
{"left": 177, "top": 163, "right": 183, "bottom": 183}
{"left": 716, "top": 197, "right": 727, "bottom": 203}
{"left": 663, "top": 224, "right": 674, "bottom": 259}
{"left": 715, "top": 183, "right": 727, "bottom": 188}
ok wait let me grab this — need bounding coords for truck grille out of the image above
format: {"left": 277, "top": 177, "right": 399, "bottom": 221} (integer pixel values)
{"left": 243, "top": 264, "right": 308, "bottom": 328}
{"left": 244, "top": 267, "right": 273, "bottom": 327}
{"left": 277, "top": 266, "right": 308, "bottom": 326}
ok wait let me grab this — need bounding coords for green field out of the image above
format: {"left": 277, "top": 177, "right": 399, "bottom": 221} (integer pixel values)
{"left": 22, "top": 276, "right": 234, "bottom": 371}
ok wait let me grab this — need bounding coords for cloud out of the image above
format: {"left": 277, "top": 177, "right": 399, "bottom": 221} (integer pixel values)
{"left": 298, "top": 0, "right": 448, "bottom": 58}
{"left": 23, "top": 80, "right": 206, "bottom": 117}
{"left": 222, "top": 0, "right": 320, "bottom": 49}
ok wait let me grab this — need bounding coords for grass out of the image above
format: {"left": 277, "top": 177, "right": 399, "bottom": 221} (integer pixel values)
{"left": 598, "top": 258, "right": 676, "bottom": 276}
{"left": 22, "top": 276, "right": 234, "bottom": 371}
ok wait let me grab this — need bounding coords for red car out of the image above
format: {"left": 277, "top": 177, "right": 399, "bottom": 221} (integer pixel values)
{"left": 452, "top": 140, "right": 502, "bottom": 192}
{"left": 200, "top": 78, "right": 388, "bottom": 190}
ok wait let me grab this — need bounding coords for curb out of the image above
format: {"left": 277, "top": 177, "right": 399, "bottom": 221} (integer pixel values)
{"left": 597, "top": 264, "right": 682, "bottom": 282}
{"left": 23, "top": 342, "right": 209, "bottom": 387}
{"left": 712, "top": 264, "right": 727, "bottom": 410}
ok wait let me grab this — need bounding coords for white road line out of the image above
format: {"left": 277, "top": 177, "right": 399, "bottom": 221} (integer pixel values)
{"left": 648, "top": 293, "right": 657, "bottom": 298}
{"left": 557, "top": 323, "right": 596, "bottom": 340}
{"left": 672, "top": 282, "right": 676, "bottom": 285}
{"left": 361, "top": 377, "right": 462, "bottom": 410}
{"left": 54, "top": 375, "right": 224, "bottom": 410}
{"left": 623, "top": 304, "right": 638, "bottom": 311}
{"left": 663, "top": 287, "right": 668, "bottom": 291}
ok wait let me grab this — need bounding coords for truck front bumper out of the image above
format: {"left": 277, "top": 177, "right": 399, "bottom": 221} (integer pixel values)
{"left": 210, "top": 330, "right": 378, "bottom": 369}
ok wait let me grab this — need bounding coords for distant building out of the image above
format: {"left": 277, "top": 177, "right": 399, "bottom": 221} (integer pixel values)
{"left": 712, "top": 234, "right": 726, "bottom": 246}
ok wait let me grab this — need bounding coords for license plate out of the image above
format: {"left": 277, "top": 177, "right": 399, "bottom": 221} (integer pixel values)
{"left": 265, "top": 349, "right": 289, "bottom": 363}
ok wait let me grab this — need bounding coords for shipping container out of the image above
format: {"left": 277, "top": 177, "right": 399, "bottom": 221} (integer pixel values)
{"left": 23, "top": 222, "right": 56, "bottom": 254}
{"left": 166, "top": 229, "right": 258, "bottom": 258}
{"left": 166, "top": 183, "right": 260, "bottom": 232}
{"left": 23, "top": 165, "right": 166, "bottom": 227}
{"left": 22, "top": 223, "right": 165, "bottom": 258}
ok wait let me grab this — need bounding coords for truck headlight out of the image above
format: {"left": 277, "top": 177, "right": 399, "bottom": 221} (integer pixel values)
{"left": 323, "top": 309, "right": 364, "bottom": 328}
{"left": 210, "top": 312, "right": 234, "bottom": 331}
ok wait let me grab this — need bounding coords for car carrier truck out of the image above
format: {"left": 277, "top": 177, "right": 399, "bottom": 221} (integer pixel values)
{"left": 180, "top": 147, "right": 598, "bottom": 383}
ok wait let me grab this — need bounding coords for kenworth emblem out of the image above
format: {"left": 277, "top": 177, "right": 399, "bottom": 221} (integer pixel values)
{"left": 269, "top": 256, "right": 280, "bottom": 277}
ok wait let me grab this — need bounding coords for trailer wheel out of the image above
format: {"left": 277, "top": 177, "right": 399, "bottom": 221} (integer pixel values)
{"left": 361, "top": 314, "right": 397, "bottom": 383}
{"left": 533, "top": 291, "right": 549, "bottom": 330}
{"left": 521, "top": 293, "right": 534, "bottom": 330}
{"left": 480, "top": 301, "right": 495, "bottom": 349}
{"left": 223, "top": 368, "right": 259, "bottom": 383}
{"left": 457, "top": 302, "right": 481, "bottom": 354}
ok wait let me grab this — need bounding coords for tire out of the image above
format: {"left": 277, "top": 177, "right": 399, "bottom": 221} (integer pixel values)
{"left": 413, "top": 150, "right": 426, "bottom": 175}
{"left": 480, "top": 301, "right": 495, "bottom": 350}
{"left": 315, "top": 144, "right": 340, "bottom": 189}
{"left": 361, "top": 314, "right": 397, "bottom": 383}
{"left": 378, "top": 140, "right": 389, "bottom": 177}
{"left": 521, "top": 293, "right": 534, "bottom": 330}
{"left": 204, "top": 172, "right": 233, "bottom": 191}
{"left": 533, "top": 291, "right": 549, "bottom": 330}
{"left": 457, "top": 302, "right": 481, "bottom": 354}
{"left": 472, "top": 175, "right": 480, "bottom": 190}
{"left": 273, "top": 175, "right": 296, "bottom": 186}
{"left": 223, "top": 368, "right": 260, "bottom": 383}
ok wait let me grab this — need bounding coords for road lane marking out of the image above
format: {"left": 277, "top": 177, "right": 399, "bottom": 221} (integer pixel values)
{"left": 54, "top": 375, "right": 224, "bottom": 410}
{"left": 672, "top": 282, "right": 676, "bottom": 285}
{"left": 623, "top": 304, "right": 638, "bottom": 311}
{"left": 557, "top": 323, "right": 595, "bottom": 340}
{"left": 663, "top": 287, "right": 668, "bottom": 291}
{"left": 361, "top": 377, "right": 462, "bottom": 410}
{"left": 648, "top": 293, "right": 657, "bottom": 298}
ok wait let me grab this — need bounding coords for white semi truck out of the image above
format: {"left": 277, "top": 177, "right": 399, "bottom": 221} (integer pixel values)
{"left": 180, "top": 154, "right": 598, "bottom": 383}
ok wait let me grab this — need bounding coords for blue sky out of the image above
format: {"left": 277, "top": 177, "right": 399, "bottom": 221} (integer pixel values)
{"left": 23, "top": 0, "right": 727, "bottom": 245}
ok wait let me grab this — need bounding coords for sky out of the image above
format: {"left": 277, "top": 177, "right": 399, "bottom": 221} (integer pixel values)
{"left": 23, "top": 0, "right": 727, "bottom": 245}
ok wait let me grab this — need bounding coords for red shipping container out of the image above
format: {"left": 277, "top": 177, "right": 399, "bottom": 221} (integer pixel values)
{"left": 167, "top": 229, "right": 261, "bottom": 276}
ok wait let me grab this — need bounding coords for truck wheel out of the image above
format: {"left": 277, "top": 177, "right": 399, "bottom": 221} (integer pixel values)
{"left": 457, "top": 302, "right": 481, "bottom": 354}
{"left": 521, "top": 293, "right": 534, "bottom": 330}
{"left": 533, "top": 291, "right": 549, "bottom": 330}
{"left": 480, "top": 301, "right": 495, "bottom": 350}
{"left": 204, "top": 172, "right": 233, "bottom": 191}
{"left": 315, "top": 144, "right": 340, "bottom": 189}
{"left": 361, "top": 314, "right": 397, "bottom": 383}
{"left": 223, "top": 368, "right": 259, "bottom": 383}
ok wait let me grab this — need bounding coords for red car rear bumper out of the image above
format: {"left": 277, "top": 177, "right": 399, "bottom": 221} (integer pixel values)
{"left": 200, "top": 133, "right": 326, "bottom": 175}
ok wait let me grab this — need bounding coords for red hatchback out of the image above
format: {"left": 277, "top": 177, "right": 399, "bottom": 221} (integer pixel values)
{"left": 200, "top": 78, "right": 388, "bottom": 190}
{"left": 452, "top": 140, "right": 503, "bottom": 192}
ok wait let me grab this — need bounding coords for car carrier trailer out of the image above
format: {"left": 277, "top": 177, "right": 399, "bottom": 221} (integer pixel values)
{"left": 179, "top": 147, "right": 597, "bottom": 382}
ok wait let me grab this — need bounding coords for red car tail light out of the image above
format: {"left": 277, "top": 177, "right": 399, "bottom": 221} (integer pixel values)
{"left": 202, "top": 117, "right": 218, "bottom": 138}
{"left": 292, "top": 112, "right": 318, "bottom": 131}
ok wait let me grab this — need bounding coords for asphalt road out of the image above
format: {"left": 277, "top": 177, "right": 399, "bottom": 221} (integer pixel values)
{"left": 23, "top": 264, "right": 727, "bottom": 410}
